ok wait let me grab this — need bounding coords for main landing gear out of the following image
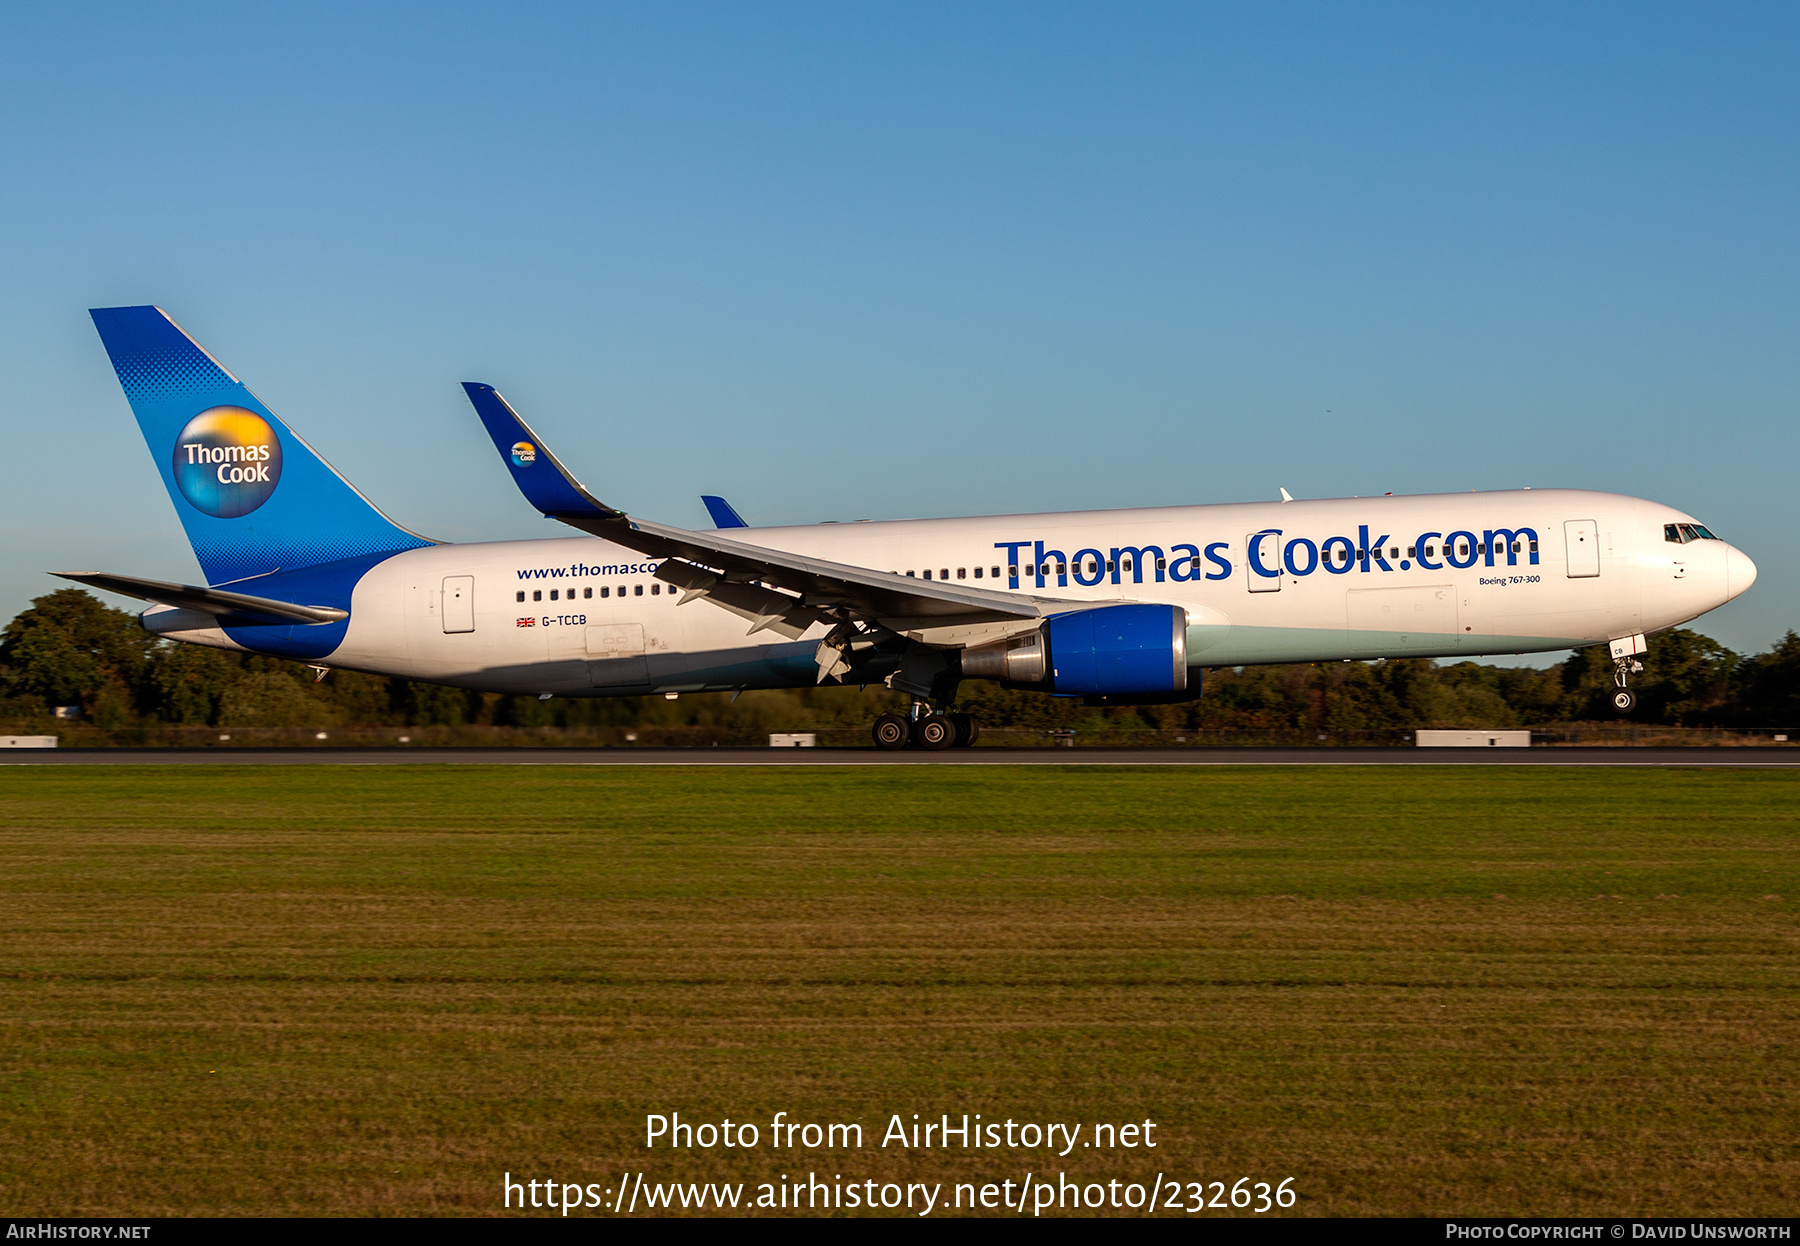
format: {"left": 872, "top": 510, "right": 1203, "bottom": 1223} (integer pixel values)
{"left": 871, "top": 704, "right": 980, "bottom": 750}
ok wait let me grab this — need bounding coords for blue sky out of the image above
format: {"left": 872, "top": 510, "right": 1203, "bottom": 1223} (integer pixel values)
{"left": 3, "top": 2, "right": 1795, "bottom": 660}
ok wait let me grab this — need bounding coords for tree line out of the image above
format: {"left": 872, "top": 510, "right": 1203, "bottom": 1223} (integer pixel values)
{"left": 4, "top": 587, "right": 1799, "bottom": 737}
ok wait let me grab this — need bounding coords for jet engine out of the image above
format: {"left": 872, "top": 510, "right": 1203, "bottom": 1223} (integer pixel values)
{"left": 958, "top": 603, "right": 1191, "bottom": 700}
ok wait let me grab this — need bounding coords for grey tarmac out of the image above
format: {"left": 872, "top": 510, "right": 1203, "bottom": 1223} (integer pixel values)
{"left": 2, "top": 747, "right": 1800, "bottom": 766}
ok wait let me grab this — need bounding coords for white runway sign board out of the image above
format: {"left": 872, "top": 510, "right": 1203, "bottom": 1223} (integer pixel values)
{"left": 1414, "top": 730, "right": 1531, "bottom": 748}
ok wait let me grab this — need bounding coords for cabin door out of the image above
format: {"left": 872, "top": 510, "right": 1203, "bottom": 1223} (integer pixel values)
{"left": 441, "top": 576, "right": 475, "bottom": 633}
{"left": 1247, "top": 533, "right": 1282, "bottom": 592}
{"left": 1564, "top": 520, "right": 1600, "bottom": 578}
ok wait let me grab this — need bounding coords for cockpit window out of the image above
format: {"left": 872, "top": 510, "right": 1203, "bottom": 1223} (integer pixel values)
{"left": 1665, "top": 522, "right": 1722, "bottom": 544}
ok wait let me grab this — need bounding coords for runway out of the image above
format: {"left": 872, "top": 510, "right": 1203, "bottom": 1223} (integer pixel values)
{"left": 4, "top": 746, "right": 1800, "bottom": 766}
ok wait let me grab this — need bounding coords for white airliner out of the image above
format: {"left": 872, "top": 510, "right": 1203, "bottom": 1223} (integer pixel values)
{"left": 64, "top": 306, "right": 1756, "bottom": 749}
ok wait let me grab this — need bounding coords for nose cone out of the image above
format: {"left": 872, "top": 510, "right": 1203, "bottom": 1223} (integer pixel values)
{"left": 1725, "top": 544, "right": 1758, "bottom": 601}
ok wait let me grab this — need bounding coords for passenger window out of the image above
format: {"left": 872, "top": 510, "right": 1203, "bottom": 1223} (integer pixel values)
{"left": 601, "top": 586, "right": 609, "bottom": 598}
{"left": 550, "top": 590, "right": 558, "bottom": 601}
{"left": 1406, "top": 547, "right": 1415, "bottom": 559}
{"left": 584, "top": 587, "right": 592, "bottom": 599}
{"left": 533, "top": 590, "right": 542, "bottom": 602}
{"left": 973, "top": 567, "right": 983, "bottom": 579}
{"left": 1057, "top": 563, "right": 1066, "bottom": 575}
{"left": 907, "top": 571, "right": 915, "bottom": 577}
{"left": 1459, "top": 544, "right": 1468, "bottom": 556}
{"left": 651, "top": 583, "right": 660, "bottom": 595}
{"left": 1156, "top": 558, "right": 1166, "bottom": 572}
{"left": 1123, "top": 559, "right": 1133, "bottom": 572}
{"left": 957, "top": 568, "right": 966, "bottom": 579}
{"left": 634, "top": 584, "right": 643, "bottom": 596}
{"left": 940, "top": 569, "right": 948, "bottom": 579}
{"left": 618, "top": 584, "right": 626, "bottom": 596}
{"left": 923, "top": 569, "right": 932, "bottom": 580}
{"left": 516, "top": 591, "right": 525, "bottom": 602}
{"left": 1107, "top": 561, "right": 1116, "bottom": 573}
{"left": 1529, "top": 541, "right": 1539, "bottom": 553}
{"left": 1389, "top": 548, "right": 1398, "bottom": 560}
{"left": 1009, "top": 565, "right": 1019, "bottom": 579}
{"left": 991, "top": 566, "right": 1001, "bottom": 578}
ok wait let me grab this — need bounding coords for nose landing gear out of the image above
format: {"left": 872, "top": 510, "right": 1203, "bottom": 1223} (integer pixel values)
{"left": 1606, "top": 634, "right": 1648, "bottom": 716}
{"left": 1611, "top": 655, "right": 1643, "bottom": 715}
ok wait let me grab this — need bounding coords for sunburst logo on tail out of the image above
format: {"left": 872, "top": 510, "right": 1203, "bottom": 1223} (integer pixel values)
{"left": 171, "top": 406, "right": 283, "bottom": 518}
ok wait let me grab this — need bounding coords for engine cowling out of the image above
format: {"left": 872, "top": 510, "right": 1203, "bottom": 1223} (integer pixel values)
{"left": 1044, "top": 603, "right": 1188, "bottom": 696}
{"left": 958, "top": 604, "right": 1188, "bottom": 697}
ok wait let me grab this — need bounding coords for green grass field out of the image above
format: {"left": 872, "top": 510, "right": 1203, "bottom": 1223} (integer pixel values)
{"left": 1, "top": 765, "right": 1796, "bottom": 1217}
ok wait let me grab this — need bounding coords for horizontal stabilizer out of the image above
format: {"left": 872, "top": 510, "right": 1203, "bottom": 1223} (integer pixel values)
{"left": 54, "top": 571, "right": 349, "bottom": 625}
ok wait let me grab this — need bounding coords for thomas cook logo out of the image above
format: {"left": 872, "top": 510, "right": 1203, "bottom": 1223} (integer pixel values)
{"left": 511, "top": 441, "right": 537, "bottom": 467}
{"left": 171, "top": 406, "right": 282, "bottom": 518}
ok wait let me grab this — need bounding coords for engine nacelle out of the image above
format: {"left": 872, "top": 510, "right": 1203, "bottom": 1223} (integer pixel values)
{"left": 959, "top": 604, "right": 1188, "bottom": 697}
{"left": 1045, "top": 603, "right": 1188, "bottom": 696}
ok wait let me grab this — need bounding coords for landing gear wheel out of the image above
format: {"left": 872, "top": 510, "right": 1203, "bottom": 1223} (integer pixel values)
{"left": 872, "top": 714, "right": 910, "bottom": 750}
{"left": 950, "top": 713, "right": 979, "bottom": 748}
{"left": 913, "top": 713, "right": 955, "bottom": 751}
{"left": 1611, "top": 688, "right": 1637, "bottom": 714}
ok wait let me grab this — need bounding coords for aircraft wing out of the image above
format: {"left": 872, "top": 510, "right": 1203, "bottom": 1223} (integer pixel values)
{"left": 54, "top": 571, "right": 349, "bottom": 625}
{"left": 461, "top": 382, "right": 1047, "bottom": 630}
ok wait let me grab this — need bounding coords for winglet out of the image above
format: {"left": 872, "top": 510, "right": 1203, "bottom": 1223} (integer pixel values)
{"left": 460, "top": 383, "right": 620, "bottom": 519}
{"left": 700, "top": 495, "right": 748, "bottom": 529}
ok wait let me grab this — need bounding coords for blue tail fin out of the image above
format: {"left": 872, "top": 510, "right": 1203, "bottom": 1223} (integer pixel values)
{"left": 700, "top": 495, "right": 749, "bottom": 529}
{"left": 90, "top": 306, "right": 433, "bottom": 585}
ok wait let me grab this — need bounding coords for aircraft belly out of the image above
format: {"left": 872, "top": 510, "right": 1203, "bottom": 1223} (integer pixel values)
{"left": 430, "top": 641, "right": 828, "bottom": 697}
{"left": 1197, "top": 624, "right": 1585, "bottom": 666}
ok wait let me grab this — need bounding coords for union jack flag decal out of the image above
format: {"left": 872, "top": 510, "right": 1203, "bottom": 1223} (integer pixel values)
{"left": 516, "top": 617, "right": 535, "bottom": 627}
